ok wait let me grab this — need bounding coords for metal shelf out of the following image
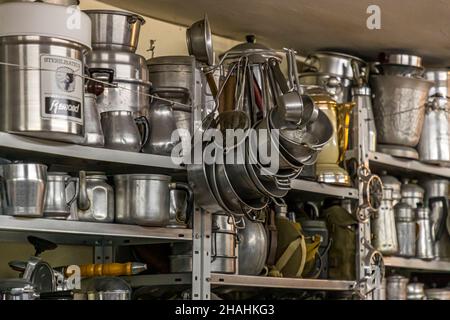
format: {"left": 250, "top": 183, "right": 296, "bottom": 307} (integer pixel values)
{"left": 0, "top": 132, "right": 184, "bottom": 175}
{"left": 290, "top": 179, "right": 358, "bottom": 199}
{"left": 384, "top": 256, "right": 450, "bottom": 273}
{"left": 210, "top": 274, "right": 356, "bottom": 291}
{"left": 369, "top": 152, "right": 450, "bottom": 178}
{"left": 0, "top": 215, "right": 192, "bottom": 245}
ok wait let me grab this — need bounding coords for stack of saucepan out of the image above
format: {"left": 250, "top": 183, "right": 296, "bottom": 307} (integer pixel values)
{"left": 84, "top": 10, "right": 151, "bottom": 152}
{"left": 187, "top": 36, "right": 333, "bottom": 221}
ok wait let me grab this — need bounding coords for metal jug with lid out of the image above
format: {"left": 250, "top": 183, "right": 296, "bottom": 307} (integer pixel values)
{"left": 394, "top": 202, "right": 416, "bottom": 257}
{"left": 416, "top": 206, "right": 435, "bottom": 260}
{"left": 381, "top": 172, "right": 402, "bottom": 206}
{"left": 418, "top": 95, "right": 450, "bottom": 165}
{"left": 401, "top": 180, "right": 425, "bottom": 209}
{"left": 77, "top": 171, "right": 114, "bottom": 223}
{"left": 422, "top": 179, "right": 450, "bottom": 260}
{"left": 372, "top": 187, "right": 398, "bottom": 255}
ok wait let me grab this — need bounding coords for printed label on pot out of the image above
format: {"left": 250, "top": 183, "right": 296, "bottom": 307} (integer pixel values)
{"left": 40, "top": 54, "right": 83, "bottom": 124}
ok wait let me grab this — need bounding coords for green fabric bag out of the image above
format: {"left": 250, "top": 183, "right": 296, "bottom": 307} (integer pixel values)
{"left": 324, "top": 205, "right": 358, "bottom": 280}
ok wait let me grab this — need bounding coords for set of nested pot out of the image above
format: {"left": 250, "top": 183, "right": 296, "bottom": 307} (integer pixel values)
{"left": 372, "top": 173, "right": 450, "bottom": 261}
{"left": 83, "top": 10, "right": 152, "bottom": 153}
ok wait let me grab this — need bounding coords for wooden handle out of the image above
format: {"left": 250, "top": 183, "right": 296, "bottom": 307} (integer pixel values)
{"left": 71, "top": 263, "right": 133, "bottom": 277}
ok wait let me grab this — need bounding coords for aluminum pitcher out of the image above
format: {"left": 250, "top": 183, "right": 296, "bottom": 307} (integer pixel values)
{"left": 372, "top": 187, "right": 398, "bottom": 255}
{"left": 418, "top": 96, "right": 450, "bottom": 165}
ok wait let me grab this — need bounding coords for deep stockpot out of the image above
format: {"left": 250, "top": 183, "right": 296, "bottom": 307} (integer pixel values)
{"left": 0, "top": 2, "right": 92, "bottom": 143}
{"left": 84, "top": 10, "right": 145, "bottom": 52}
{"left": 87, "top": 50, "right": 151, "bottom": 115}
{"left": 370, "top": 74, "right": 433, "bottom": 147}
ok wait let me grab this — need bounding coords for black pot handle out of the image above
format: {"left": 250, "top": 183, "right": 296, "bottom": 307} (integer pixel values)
{"left": 89, "top": 67, "right": 115, "bottom": 84}
{"left": 170, "top": 182, "right": 194, "bottom": 225}
{"left": 134, "top": 116, "right": 150, "bottom": 151}
{"left": 39, "top": 290, "right": 74, "bottom": 300}
{"left": 429, "top": 196, "right": 448, "bottom": 241}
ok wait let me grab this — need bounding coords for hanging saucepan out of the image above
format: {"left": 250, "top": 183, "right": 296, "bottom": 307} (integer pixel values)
{"left": 186, "top": 14, "right": 214, "bottom": 66}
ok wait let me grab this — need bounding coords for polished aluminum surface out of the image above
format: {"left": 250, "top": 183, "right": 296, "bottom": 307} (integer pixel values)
{"left": 401, "top": 181, "right": 424, "bottom": 209}
{"left": 380, "top": 172, "right": 402, "bottom": 205}
{"left": 418, "top": 97, "right": 450, "bottom": 165}
{"left": 0, "top": 36, "right": 86, "bottom": 143}
{"left": 407, "top": 282, "right": 426, "bottom": 300}
{"left": 395, "top": 202, "right": 416, "bottom": 257}
{"left": 82, "top": 93, "right": 104, "bottom": 147}
{"left": 77, "top": 172, "right": 114, "bottom": 223}
{"left": 0, "top": 163, "right": 47, "bottom": 217}
{"left": 84, "top": 10, "right": 145, "bottom": 52}
{"left": 238, "top": 217, "right": 268, "bottom": 275}
{"left": 101, "top": 111, "right": 148, "bottom": 152}
{"left": 371, "top": 75, "right": 432, "bottom": 147}
{"left": 377, "top": 144, "right": 419, "bottom": 160}
{"left": 416, "top": 207, "right": 435, "bottom": 259}
{"left": 425, "top": 288, "right": 450, "bottom": 300}
{"left": 167, "top": 189, "right": 191, "bottom": 228}
{"left": 425, "top": 68, "right": 450, "bottom": 98}
{"left": 186, "top": 15, "right": 214, "bottom": 66}
{"left": 302, "top": 51, "right": 366, "bottom": 80}
{"left": 298, "top": 72, "right": 353, "bottom": 103}
{"left": 372, "top": 188, "right": 398, "bottom": 255}
{"left": 211, "top": 212, "right": 237, "bottom": 274}
{"left": 43, "top": 172, "right": 77, "bottom": 219}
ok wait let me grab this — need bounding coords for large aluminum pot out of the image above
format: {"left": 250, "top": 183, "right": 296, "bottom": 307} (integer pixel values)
{"left": 84, "top": 10, "right": 145, "bottom": 52}
{"left": 0, "top": 2, "right": 91, "bottom": 143}
{"left": 370, "top": 75, "right": 433, "bottom": 147}
{"left": 238, "top": 217, "right": 268, "bottom": 275}
{"left": 418, "top": 97, "right": 450, "bottom": 165}
{"left": 0, "top": 163, "right": 47, "bottom": 217}
{"left": 86, "top": 50, "right": 151, "bottom": 115}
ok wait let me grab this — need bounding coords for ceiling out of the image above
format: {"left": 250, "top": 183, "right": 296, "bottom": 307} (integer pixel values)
{"left": 101, "top": 0, "right": 450, "bottom": 67}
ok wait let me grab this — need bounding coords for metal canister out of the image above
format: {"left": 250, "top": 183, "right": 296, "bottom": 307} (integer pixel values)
{"left": 394, "top": 202, "right": 416, "bottom": 257}
{"left": 372, "top": 188, "right": 398, "bottom": 255}
{"left": 401, "top": 181, "right": 425, "bottom": 209}
{"left": 351, "top": 86, "right": 377, "bottom": 152}
{"left": 386, "top": 275, "right": 409, "bottom": 300}
{"left": 416, "top": 207, "right": 435, "bottom": 259}
{"left": 211, "top": 212, "right": 237, "bottom": 274}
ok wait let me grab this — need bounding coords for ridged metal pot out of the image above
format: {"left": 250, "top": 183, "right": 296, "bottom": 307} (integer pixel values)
{"left": 371, "top": 75, "right": 432, "bottom": 147}
{"left": 238, "top": 217, "right": 268, "bottom": 275}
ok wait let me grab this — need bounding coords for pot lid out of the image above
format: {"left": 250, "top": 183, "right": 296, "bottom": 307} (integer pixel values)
{"left": 381, "top": 172, "right": 401, "bottom": 197}
{"left": 86, "top": 50, "right": 150, "bottom": 84}
{"left": 401, "top": 182, "right": 425, "bottom": 198}
{"left": 394, "top": 202, "right": 415, "bottom": 221}
{"left": 220, "top": 35, "right": 280, "bottom": 62}
{"left": 0, "top": 2, "right": 91, "bottom": 49}
{"left": 83, "top": 9, "right": 145, "bottom": 25}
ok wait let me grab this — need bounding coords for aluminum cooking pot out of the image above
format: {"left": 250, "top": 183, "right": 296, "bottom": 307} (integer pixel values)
{"left": 87, "top": 50, "right": 151, "bottom": 115}
{"left": 371, "top": 74, "right": 433, "bottom": 147}
{"left": 0, "top": 2, "right": 91, "bottom": 144}
{"left": 119, "top": 174, "right": 192, "bottom": 227}
{"left": 84, "top": 10, "right": 145, "bottom": 52}
{"left": 238, "top": 217, "right": 268, "bottom": 275}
